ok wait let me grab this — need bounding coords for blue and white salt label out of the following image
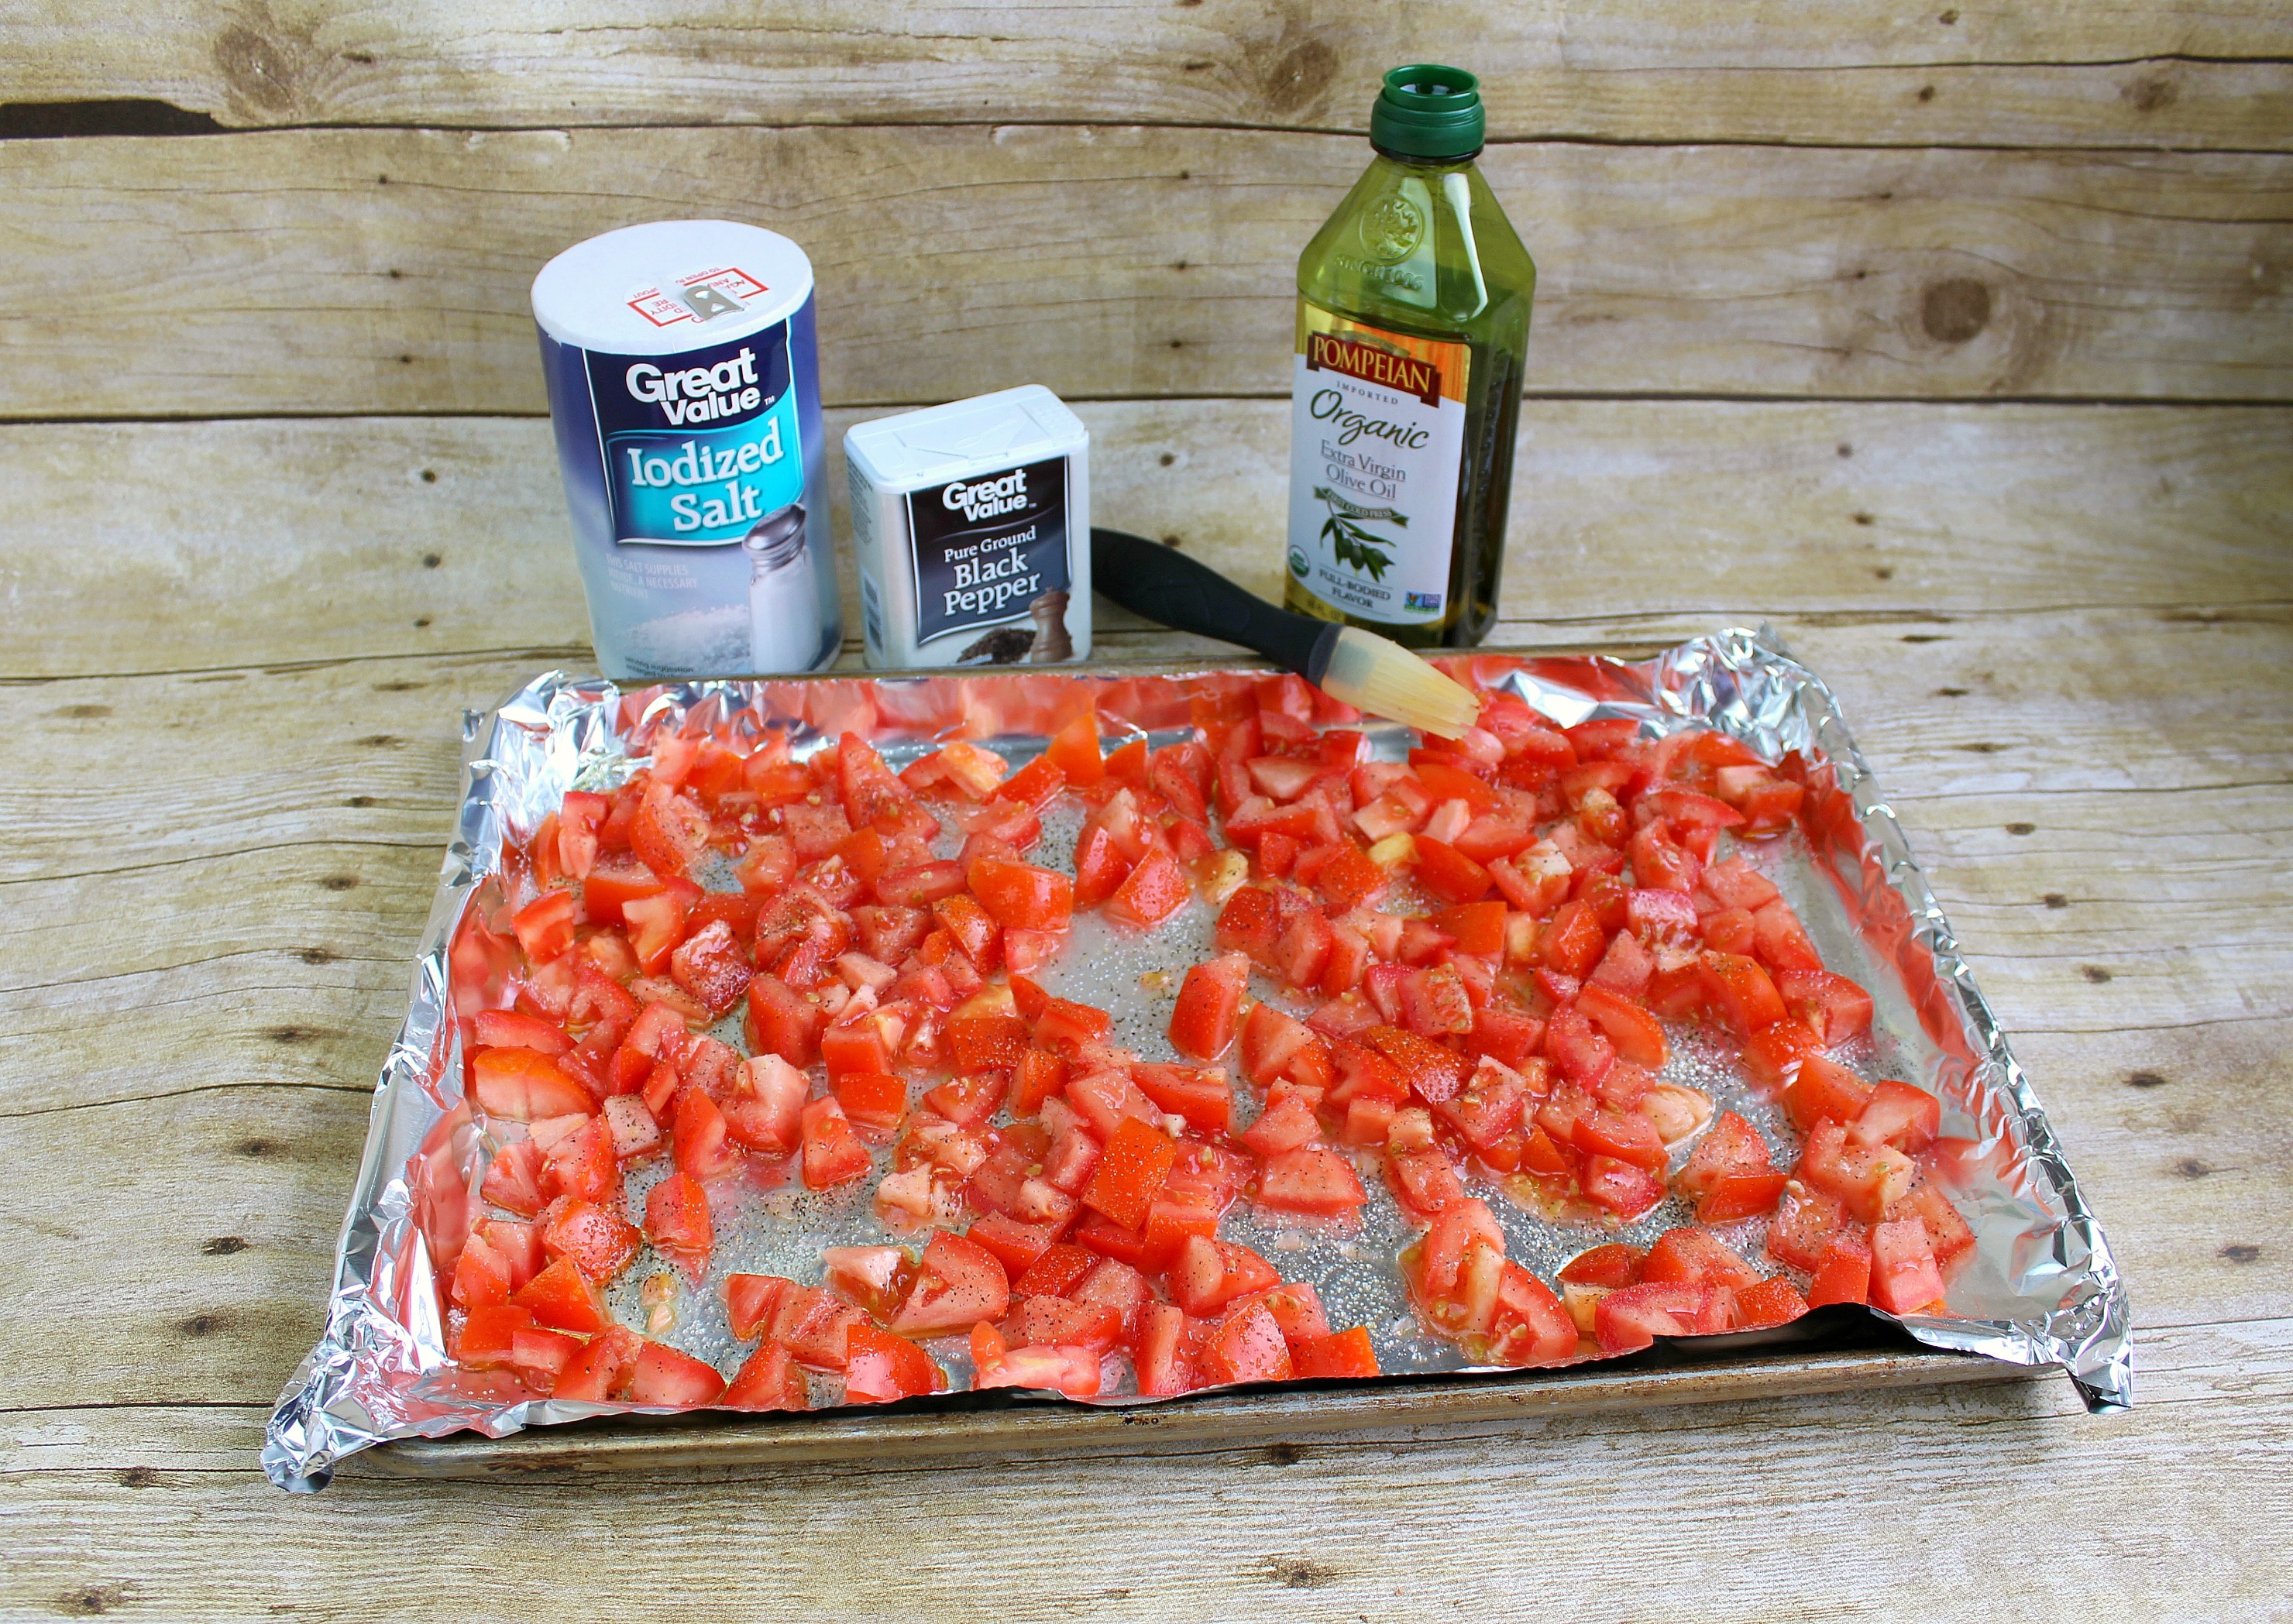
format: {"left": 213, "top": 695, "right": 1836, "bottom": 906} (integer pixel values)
{"left": 585, "top": 324, "right": 805, "bottom": 545}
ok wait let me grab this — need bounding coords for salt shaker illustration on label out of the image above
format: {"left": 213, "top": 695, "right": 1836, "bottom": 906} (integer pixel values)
{"left": 744, "top": 503, "right": 819, "bottom": 673}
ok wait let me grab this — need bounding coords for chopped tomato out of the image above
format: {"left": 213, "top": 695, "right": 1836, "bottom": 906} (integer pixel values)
{"left": 1200, "top": 1300, "right": 1294, "bottom": 1385}
{"left": 1868, "top": 1217, "right": 1948, "bottom": 1314}
{"left": 1257, "top": 1146, "right": 1368, "bottom": 1216}
{"left": 1677, "top": 1111, "right": 1786, "bottom": 1222}
{"left": 472, "top": 1047, "right": 593, "bottom": 1122}
{"left": 1170, "top": 1235, "right": 1281, "bottom": 1317}
{"left": 1786, "top": 1054, "right": 1876, "bottom": 1133}
{"left": 1168, "top": 951, "right": 1250, "bottom": 1061}
{"left": 722, "top": 1341, "right": 810, "bottom": 1411}
{"left": 1105, "top": 847, "right": 1189, "bottom": 929}
{"left": 1081, "top": 1117, "right": 1177, "bottom": 1231}
{"left": 799, "top": 1097, "right": 873, "bottom": 1190}
{"left": 1807, "top": 1233, "right": 1875, "bottom": 1307}
{"left": 1290, "top": 1325, "right": 1381, "bottom": 1380}
{"left": 890, "top": 1231, "right": 1012, "bottom": 1335}
{"left": 624, "top": 1341, "right": 727, "bottom": 1406}
{"left": 644, "top": 1171, "right": 713, "bottom": 1278}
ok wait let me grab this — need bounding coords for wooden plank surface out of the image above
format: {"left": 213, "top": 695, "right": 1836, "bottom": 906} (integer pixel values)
{"left": 5, "top": 401, "right": 2287, "bottom": 680}
{"left": 5, "top": 130, "right": 2290, "bottom": 418}
{"left": 4, "top": 0, "right": 2289, "bottom": 1611}
{"left": 3, "top": 1320, "right": 2288, "bottom": 1619}
{"left": 5, "top": 1, "right": 2290, "bottom": 150}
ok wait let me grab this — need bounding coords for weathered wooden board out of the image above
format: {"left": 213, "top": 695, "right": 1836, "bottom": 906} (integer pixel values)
{"left": 5, "top": 1, "right": 2289, "bottom": 150}
{"left": 4, "top": 1319, "right": 2288, "bottom": 1620}
{"left": 4, "top": 129, "right": 2288, "bottom": 418}
{"left": 4, "top": 402, "right": 2286, "bottom": 680}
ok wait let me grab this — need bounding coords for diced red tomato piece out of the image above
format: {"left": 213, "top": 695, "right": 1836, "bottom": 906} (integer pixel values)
{"left": 1886, "top": 1183, "right": 1977, "bottom": 1279}
{"left": 1807, "top": 1233, "right": 1875, "bottom": 1307}
{"left": 1170, "top": 1236, "right": 1281, "bottom": 1317}
{"left": 511, "top": 890, "right": 583, "bottom": 964}
{"left": 1868, "top": 1217, "right": 1948, "bottom": 1314}
{"left": 946, "top": 1009, "right": 1029, "bottom": 1071}
{"left": 965, "top": 1214, "right": 1057, "bottom": 1278}
{"left": 1257, "top": 1146, "right": 1369, "bottom": 1216}
{"left": 1779, "top": 968, "right": 1875, "bottom": 1047}
{"left": 624, "top": 1341, "right": 727, "bottom": 1406}
{"left": 1105, "top": 847, "right": 1189, "bottom": 929}
{"left": 1854, "top": 1078, "right": 1941, "bottom": 1153}
{"left": 1640, "top": 1227, "right": 1762, "bottom": 1290}
{"left": 725, "top": 1272, "right": 793, "bottom": 1341}
{"left": 1003, "top": 1294, "right": 1125, "bottom": 1354}
{"left": 631, "top": 784, "right": 713, "bottom": 879}
{"left": 1199, "top": 1300, "right": 1294, "bottom": 1385}
{"left": 540, "top": 1198, "right": 641, "bottom": 1282}
{"left": 1786, "top": 1053, "right": 1876, "bottom": 1133}
{"left": 473, "top": 1047, "right": 593, "bottom": 1122}
{"left": 1081, "top": 1117, "right": 1177, "bottom": 1231}
{"left": 1677, "top": 1111, "right": 1786, "bottom": 1222}
{"left": 643, "top": 1170, "right": 714, "bottom": 1277}
{"left": 744, "top": 973, "right": 824, "bottom": 1069}
{"left": 1731, "top": 1276, "right": 1810, "bottom": 1330}
{"left": 968, "top": 857, "right": 1074, "bottom": 931}
{"left": 1289, "top": 1324, "right": 1381, "bottom": 1380}
{"left": 975, "top": 1341, "right": 1104, "bottom": 1397}
{"left": 1168, "top": 952, "right": 1250, "bottom": 1062}
{"left": 1698, "top": 952, "right": 1787, "bottom": 1035}
{"left": 1801, "top": 1118, "right": 1917, "bottom": 1222}
{"left": 890, "top": 1231, "right": 1012, "bottom": 1335}
{"left": 510, "top": 1256, "right": 612, "bottom": 1334}
{"left": 772, "top": 1286, "right": 866, "bottom": 1371}
{"left": 1581, "top": 1155, "right": 1666, "bottom": 1219}
{"left": 1593, "top": 1282, "right": 1724, "bottom": 1354}
{"left": 722, "top": 1341, "right": 810, "bottom": 1411}
{"left": 1765, "top": 1182, "right": 1852, "bottom": 1272}
{"left": 799, "top": 1097, "right": 873, "bottom": 1190}
{"left": 1574, "top": 981, "right": 1667, "bottom": 1070}
{"left": 843, "top": 1324, "right": 945, "bottom": 1403}
{"left": 553, "top": 1324, "right": 643, "bottom": 1403}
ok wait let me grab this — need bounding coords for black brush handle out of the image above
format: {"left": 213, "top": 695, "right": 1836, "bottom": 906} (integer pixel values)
{"left": 1091, "top": 527, "right": 1337, "bottom": 682}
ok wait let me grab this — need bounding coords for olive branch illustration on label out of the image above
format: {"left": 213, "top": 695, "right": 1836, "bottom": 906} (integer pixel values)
{"left": 1314, "top": 486, "right": 1406, "bottom": 581}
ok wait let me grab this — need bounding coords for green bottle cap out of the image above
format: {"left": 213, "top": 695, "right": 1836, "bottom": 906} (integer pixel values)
{"left": 1369, "top": 64, "right": 1485, "bottom": 163}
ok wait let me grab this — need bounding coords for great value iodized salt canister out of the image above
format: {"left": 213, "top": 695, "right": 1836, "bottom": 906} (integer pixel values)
{"left": 533, "top": 220, "right": 841, "bottom": 678}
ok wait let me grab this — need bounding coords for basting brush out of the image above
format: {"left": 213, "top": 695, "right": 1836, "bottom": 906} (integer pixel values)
{"left": 1089, "top": 527, "right": 1482, "bottom": 740}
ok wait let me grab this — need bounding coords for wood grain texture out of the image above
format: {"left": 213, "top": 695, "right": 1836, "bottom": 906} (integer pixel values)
{"left": 4, "top": 1, "right": 2290, "bottom": 149}
{"left": 2, "top": 1321, "right": 2289, "bottom": 1620}
{"left": 4, "top": 401, "right": 2287, "bottom": 680}
{"left": 4, "top": 129, "right": 2289, "bottom": 418}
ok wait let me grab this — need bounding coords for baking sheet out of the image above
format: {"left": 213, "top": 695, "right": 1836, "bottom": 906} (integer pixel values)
{"left": 263, "top": 629, "right": 2131, "bottom": 1492}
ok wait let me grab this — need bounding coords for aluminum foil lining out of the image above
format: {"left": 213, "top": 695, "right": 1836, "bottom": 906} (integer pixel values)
{"left": 263, "top": 628, "right": 2132, "bottom": 1492}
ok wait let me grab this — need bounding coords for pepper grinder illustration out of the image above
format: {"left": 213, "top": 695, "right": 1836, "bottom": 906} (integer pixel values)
{"left": 744, "top": 503, "right": 823, "bottom": 674}
{"left": 1026, "top": 590, "right": 1072, "bottom": 662}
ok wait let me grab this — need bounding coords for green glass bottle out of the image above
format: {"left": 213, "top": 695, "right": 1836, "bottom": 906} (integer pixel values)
{"left": 1284, "top": 64, "right": 1535, "bottom": 648}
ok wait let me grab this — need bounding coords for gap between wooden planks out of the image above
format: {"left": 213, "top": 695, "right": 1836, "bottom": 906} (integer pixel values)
{"left": 2, "top": 129, "right": 2288, "bottom": 417}
{"left": 2, "top": 401, "right": 2286, "bottom": 681}
{"left": 0, "top": 1319, "right": 2288, "bottom": 1619}
{"left": 2, "top": 0, "right": 2289, "bottom": 149}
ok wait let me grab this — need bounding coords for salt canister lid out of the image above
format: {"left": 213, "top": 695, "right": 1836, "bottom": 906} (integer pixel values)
{"left": 531, "top": 220, "right": 815, "bottom": 355}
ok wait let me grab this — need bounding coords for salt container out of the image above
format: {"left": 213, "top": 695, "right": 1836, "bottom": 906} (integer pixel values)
{"left": 844, "top": 386, "right": 1091, "bottom": 668}
{"left": 532, "top": 220, "right": 841, "bottom": 678}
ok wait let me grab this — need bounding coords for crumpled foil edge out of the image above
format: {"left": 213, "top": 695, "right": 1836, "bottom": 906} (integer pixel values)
{"left": 263, "top": 629, "right": 2131, "bottom": 1492}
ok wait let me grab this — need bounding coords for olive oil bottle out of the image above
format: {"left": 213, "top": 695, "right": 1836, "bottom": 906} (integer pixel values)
{"left": 1284, "top": 64, "right": 1534, "bottom": 648}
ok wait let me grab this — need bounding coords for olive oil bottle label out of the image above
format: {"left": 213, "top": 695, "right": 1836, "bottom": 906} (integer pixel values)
{"left": 1285, "top": 300, "right": 1471, "bottom": 627}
